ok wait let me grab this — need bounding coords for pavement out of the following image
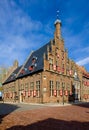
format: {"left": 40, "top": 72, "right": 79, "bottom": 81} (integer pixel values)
{"left": 0, "top": 101, "right": 88, "bottom": 115}
{"left": 0, "top": 102, "right": 89, "bottom": 130}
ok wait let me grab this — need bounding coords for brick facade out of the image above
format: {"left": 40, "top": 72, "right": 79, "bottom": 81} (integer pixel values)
{"left": 3, "top": 19, "right": 89, "bottom": 103}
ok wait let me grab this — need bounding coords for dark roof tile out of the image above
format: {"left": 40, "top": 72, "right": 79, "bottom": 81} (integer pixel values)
{"left": 17, "top": 41, "right": 51, "bottom": 78}
{"left": 3, "top": 66, "right": 22, "bottom": 84}
{"left": 3, "top": 40, "right": 52, "bottom": 84}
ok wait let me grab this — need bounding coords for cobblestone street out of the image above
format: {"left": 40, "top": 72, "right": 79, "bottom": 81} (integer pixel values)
{"left": 0, "top": 102, "right": 89, "bottom": 130}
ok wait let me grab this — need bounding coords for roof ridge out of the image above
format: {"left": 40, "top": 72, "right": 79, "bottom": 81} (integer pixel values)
{"left": 30, "top": 40, "right": 51, "bottom": 55}
{"left": 5, "top": 40, "right": 52, "bottom": 80}
{"left": 3, "top": 66, "right": 22, "bottom": 85}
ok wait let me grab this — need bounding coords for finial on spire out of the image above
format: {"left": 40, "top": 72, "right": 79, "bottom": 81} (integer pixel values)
{"left": 54, "top": 10, "right": 61, "bottom": 25}
{"left": 54, "top": 10, "right": 62, "bottom": 39}
{"left": 57, "top": 10, "right": 59, "bottom": 19}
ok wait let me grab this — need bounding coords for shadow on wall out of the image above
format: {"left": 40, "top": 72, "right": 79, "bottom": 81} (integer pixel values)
{"left": 7, "top": 118, "right": 89, "bottom": 130}
{"left": 0, "top": 103, "right": 20, "bottom": 124}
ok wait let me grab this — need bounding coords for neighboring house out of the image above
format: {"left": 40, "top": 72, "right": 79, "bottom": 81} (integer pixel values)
{"left": 0, "top": 60, "right": 19, "bottom": 98}
{"left": 2, "top": 18, "right": 89, "bottom": 103}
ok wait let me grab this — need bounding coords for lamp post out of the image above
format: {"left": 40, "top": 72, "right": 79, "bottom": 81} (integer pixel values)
{"left": 62, "top": 83, "right": 65, "bottom": 105}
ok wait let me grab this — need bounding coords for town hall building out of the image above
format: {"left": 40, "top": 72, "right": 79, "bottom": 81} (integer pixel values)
{"left": 2, "top": 17, "right": 89, "bottom": 104}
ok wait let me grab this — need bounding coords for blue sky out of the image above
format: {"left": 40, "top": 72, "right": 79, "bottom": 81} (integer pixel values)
{"left": 0, "top": 0, "right": 89, "bottom": 71}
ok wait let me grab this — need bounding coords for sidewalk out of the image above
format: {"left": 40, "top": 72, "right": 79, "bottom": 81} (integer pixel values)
{"left": 1, "top": 100, "right": 88, "bottom": 107}
{"left": 17, "top": 100, "right": 89, "bottom": 105}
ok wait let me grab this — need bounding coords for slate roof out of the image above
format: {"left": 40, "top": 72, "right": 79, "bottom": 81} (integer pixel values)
{"left": 3, "top": 66, "right": 22, "bottom": 85}
{"left": 17, "top": 41, "right": 51, "bottom": 78}
{"left": 3, "top": 40, "right": 52, "bottom": 84}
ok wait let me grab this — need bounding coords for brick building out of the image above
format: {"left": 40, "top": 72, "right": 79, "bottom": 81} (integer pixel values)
{"left": 0, "top": 60, "right": 18, "bottom": 98}
{"left": 2, "top": 18, "right": 89, "bottom": 103}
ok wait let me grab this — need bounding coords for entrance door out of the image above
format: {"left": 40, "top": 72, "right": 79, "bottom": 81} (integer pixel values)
{"left": 72, "top": 82, "right": 80, "bottom": 102}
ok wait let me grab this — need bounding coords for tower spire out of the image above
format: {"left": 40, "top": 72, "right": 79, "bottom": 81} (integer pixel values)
{"left": 54, "top": 10, "right": 62, "bottom": 39}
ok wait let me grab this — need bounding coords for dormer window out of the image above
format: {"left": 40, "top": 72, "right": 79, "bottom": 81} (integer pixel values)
{"left": 32, "top": 58, "right": 36, "bottom": 63}
{"left": 32, "top": 56, "right": 37, "bottom": 61}
{"left": 11, "top": 73, "right": 16, "bottom": 77}
{"left": 24, "top": 68, "right": 27, "bottom": 71}
{"left": 28, "top": 66, "right": 34, "bottom": 71}
{"left": 20, "top": 69, "right": 25, "bottom": 74}
{"left": 32, "top": 56, "right": 37, "bottom": 65}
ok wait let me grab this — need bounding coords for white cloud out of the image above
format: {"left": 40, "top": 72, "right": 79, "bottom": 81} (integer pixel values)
{"left": 62, "top": 20, "right": 89, "bottom": 62}
{"left": 0, "top": 0, "right": 50, "bottom": 67}
{"left": 0, "top": 0, "right": 89, "bottom": 72}
{"left": 76, "top": 57, "right": 89, "bottom": 66}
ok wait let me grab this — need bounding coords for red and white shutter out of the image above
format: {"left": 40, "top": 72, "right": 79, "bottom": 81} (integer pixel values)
{"left": 28, "top": 66, "right": 33, "bottom": 71}
{"left": 70, "top": 90, "right": 72, "bottom": 95}
{"left": 60, "top": 90, "right": 63, "bottom": 96}
{"left": 62, "top": 68, "right": 64, "bottom": 73}
{"left": 69, "top": 70, "right": 72, "bottom": 75}
{"left": 28, "top": 90, "right": 30, "bottom": 97}
{"left": 84, "top": 81, "right": 86, "bottom": 86}
{"left": 20, "top": 69, "right": 25, "bottom": 74}
{"left": 23, "top": 91, "right": 26, "bottom": 97}
{"left": 10, "top": 92, "right": 13, "bottom": 98}
{"left": 54, "top": 90, "right": 57, "bottom": 96}
{"left": 88, "top": 94, "right": 89, "bottom": 99}
{"left": 84, "top": 94, "right": 88, "bottom": 99}
{"left": 57, "top": 54, "right": 60, "bottom": 58}
{"left": 65, "top": 90, "right": 68, "bottom": 96}
{"left": 86, "top": 81, "right": 88, "bottom": 86}
{"left": 87, "top": 82, "right": 89, "bottom": 86}
{"left": 53, "top": 65, "right": 56, "bottom": 71}
{"left": 57, "top": 66, "right": 60, "bottom": 72}
{"left": 33, "top": 90, "right": 36, "bottom": 97}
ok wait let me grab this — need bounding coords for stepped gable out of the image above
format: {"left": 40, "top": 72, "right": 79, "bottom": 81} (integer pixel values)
{"left": 17, "top": 41, "right": 51, "bottom": 78}
{"left": 3, "top": 66, "right": 22, "bottom": 84}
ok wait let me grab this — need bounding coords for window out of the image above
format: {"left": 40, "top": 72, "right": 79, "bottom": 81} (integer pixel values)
{"left": 66, "top": 83, "right": 70, "bottom": 95}
{"left": 11, "top": 86, "right": 15, "bottom": 92}
{"left": 62, "top": 82, "right": 65, "bottom": 90}
{"left": 55, "top": 48, "right": 59, "bottom": 54}
{"left": 62, "top": 64, "right": 64, "bottom": 74}
{"left": 25, "top": 83, "right": 28, "bottom": 91}
{"left": 30, "top": 82, "right": 34, "bottom": 96}
{"left": 56, "top": 81, "right": 60, "bottom": 96}
{"left": 28, "top": 66, "right": 34, "bottom": 71}
{"left": 25, "top": 83, "right": 28, "bottom": 97}
{"left": 20, "top": 84, "right": 24, "bottom": 91}
{"left": 36, "top": 81, "right": 40, "bottom": 97}
{"left": 30, "top": 82, "right": 34, "bottom": 90}
{"left": 56, "top": 60, "right": 59, "bottom": 66}
{"left": 32, "top": 58, "right": 36, "bottom": 63}
{"left": 62, "top": 51, "right": 64, "bottom": 60}
{"left": 49, "top": 64, "right": 53, "bottom": 70}
{"left": 66, "top": 84, "right": 70, "bottom": 90}
{"left": 49, "top": 58, "right": 53, "bottom": 64}
{"left": 49, "top": 58, "right": 53, "bottom": 70}
{"left": 66, "top": 64, "right": 69, "bottom": 71}
{"left": 36, "top": 81, "right": 40, "bottom": 90}
{"left": 50, "top": 80, "right": 54, "bottom": 97}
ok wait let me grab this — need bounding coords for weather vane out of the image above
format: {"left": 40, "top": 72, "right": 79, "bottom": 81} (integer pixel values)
{"left": 57, "top": 10, "right": 59, "bottom": 19}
